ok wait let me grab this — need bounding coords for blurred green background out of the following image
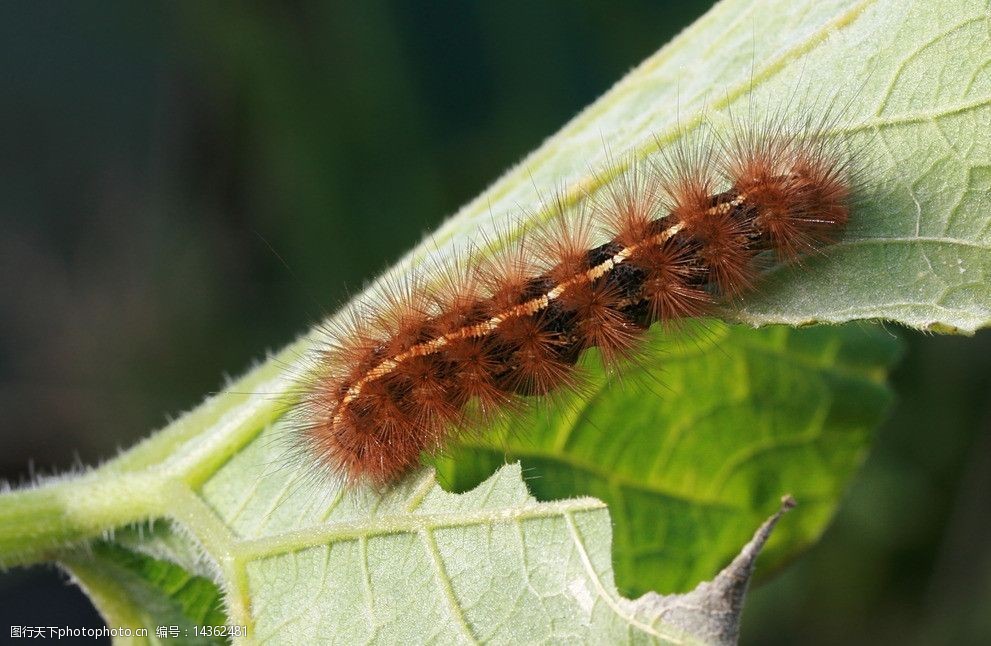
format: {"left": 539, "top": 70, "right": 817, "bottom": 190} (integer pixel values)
{"left": 0, "top": 2, "right": 988, "bottom": 644}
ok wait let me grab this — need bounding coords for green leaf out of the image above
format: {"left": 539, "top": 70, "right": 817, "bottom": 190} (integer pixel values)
{"left": 1, "top": 0, "right": 988, "bottom": 643}
{"left": 435, "top": 322, "right": 898, "bottom": 596}
{"left": 380, "top": 0, "right": 991, "bottom": 335}
{"left": 60, "top": 464, "right": 795, "bottom": 645}
{"left": 62, "top": 541, "right": 228, "bottom": 646}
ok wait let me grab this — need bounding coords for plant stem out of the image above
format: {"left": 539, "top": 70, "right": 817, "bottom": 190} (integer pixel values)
{"left": 0, "top": 471, "right": 166, "bottom": 568}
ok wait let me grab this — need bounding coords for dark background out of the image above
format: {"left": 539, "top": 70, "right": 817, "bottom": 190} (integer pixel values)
{"left": 1, "top": 2, "right": 989, "bottom": 644}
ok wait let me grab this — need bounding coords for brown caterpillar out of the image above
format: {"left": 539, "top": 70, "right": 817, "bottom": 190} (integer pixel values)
{"left": 295, "top": 118, "right": 853, "bottom": 486}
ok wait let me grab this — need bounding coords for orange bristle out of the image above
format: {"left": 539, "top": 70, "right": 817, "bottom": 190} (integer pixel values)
{"left": 635, "top": 238, "right": 712, "bottom": 323}
{"left": 297, "top": 117, "right": 856, "bottom": 487}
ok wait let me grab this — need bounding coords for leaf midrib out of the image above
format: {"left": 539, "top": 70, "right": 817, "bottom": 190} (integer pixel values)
{"left": 233, "top": 496, "right": 607, "bottom": 561}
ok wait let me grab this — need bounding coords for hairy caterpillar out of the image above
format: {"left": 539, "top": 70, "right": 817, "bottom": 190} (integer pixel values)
{"left": 294, "top": 114, "right": 855, "bottom": 486}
